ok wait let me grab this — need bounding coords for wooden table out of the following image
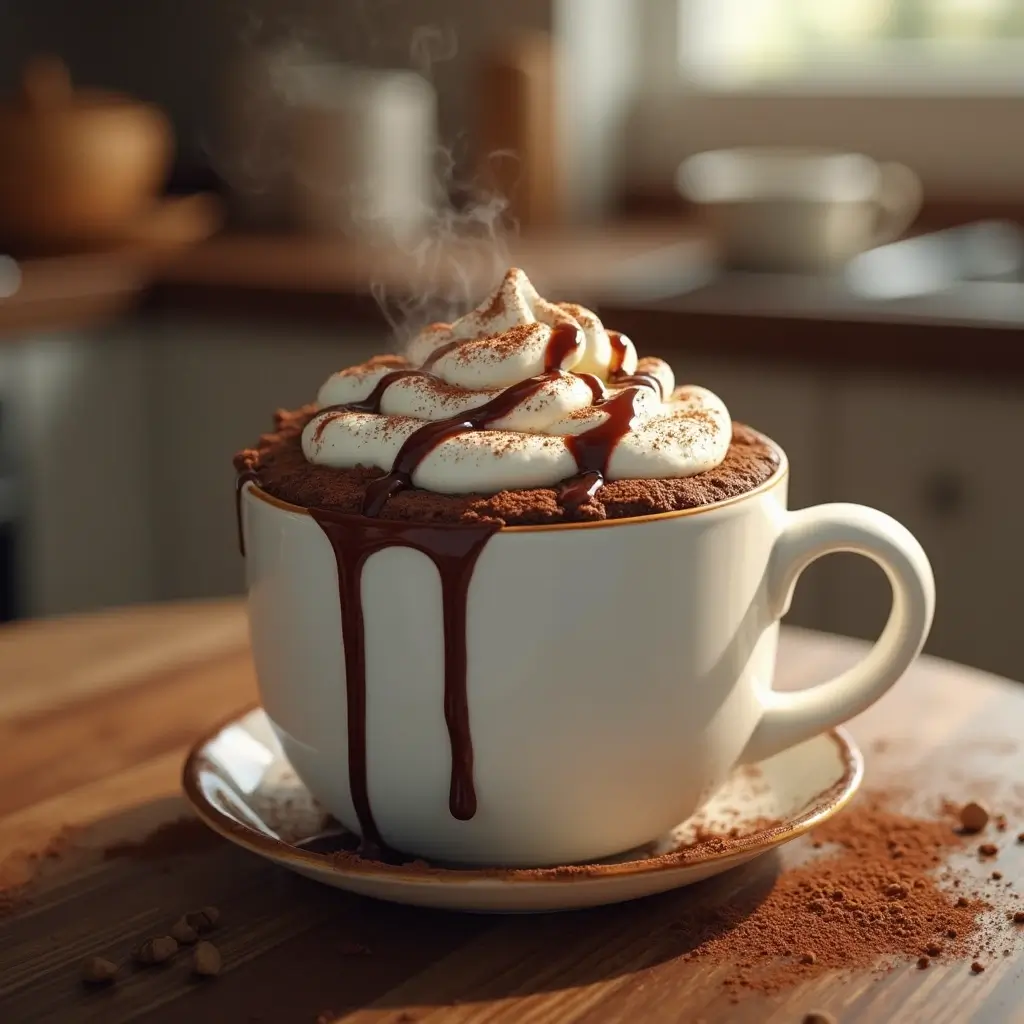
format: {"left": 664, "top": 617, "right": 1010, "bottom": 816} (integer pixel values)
{"left": 1, "top": 600, "right": 1023, "bottom": 1023}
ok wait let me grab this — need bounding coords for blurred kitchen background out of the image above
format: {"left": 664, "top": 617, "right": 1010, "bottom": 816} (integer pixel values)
{"left": 0, "top": 0, "right": 1023, "bottom": 679}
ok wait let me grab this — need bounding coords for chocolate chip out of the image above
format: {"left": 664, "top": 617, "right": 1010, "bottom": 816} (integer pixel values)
{"left": 802, "top": 1013, "right": 837, "bottom": 1024}
{"left": 979, "top": 843, "right": 999, "bottom": 857}
{"left": 192, "top": 941, "right": 222, "bottom": 978}
{"left": 81, "top": 956, "right": 118, "bottom": 986}
{"left": 925, "top": 942, "right": 943, "bottom": 956}
{"left": 800, "top": 951, "right": 817, "bottom": 964}
{"left": 971, "top": 961, "right": 986, "bottom": 973}
{"left": 134, "top": 936, "right": 178, "bottom": 965}
{"left": 917, "top": 956, "right": 930, "bottom": 969}
{"left": 1014, "top": 911, "right": 1024, "bottom": 924}
{"left": 185, "top": 906, "right": 220, "bottom": 934}
{"left": 169, "top": 918, "right": 198, "bottom": 945}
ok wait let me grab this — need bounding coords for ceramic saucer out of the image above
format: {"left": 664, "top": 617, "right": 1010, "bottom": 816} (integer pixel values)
{"left": 182, "top": 708, "right": 862, "bottom": 913}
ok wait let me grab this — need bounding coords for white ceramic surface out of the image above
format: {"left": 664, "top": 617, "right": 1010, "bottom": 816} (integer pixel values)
{"left": 676, "top": 147, "right": 923, "bottom": 272}
{"left": 183, "top": 707, "right": 864, "bottom": 913}
{"left": 240, "top": 437, "right": 933, "bottom": 866}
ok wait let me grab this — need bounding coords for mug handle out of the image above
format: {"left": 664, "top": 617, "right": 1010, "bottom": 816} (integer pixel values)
{"left": 872, "top": 161, "right": 924, "bottom": 246}
{"left": 741, "top": 504, "right": 935, "bottom": 764}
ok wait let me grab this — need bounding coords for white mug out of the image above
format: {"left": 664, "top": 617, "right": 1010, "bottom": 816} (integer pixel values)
{"left": 677, "top": 147, "right": 923, "bottom": 273}
{"left": 241, "top": 436, "right": 933, "bottom": 867}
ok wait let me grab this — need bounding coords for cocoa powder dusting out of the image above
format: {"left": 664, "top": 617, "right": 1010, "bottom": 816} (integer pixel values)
{"left": 102, "top": 817, "right": 220, "bottom": 862}
{"left": 662, "top": 795, "right": 991, "bottom": 997}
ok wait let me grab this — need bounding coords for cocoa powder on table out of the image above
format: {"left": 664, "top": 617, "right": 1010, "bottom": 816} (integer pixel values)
{"left": 102, "top": 817, "right": 221, "bottom": 861}
{"left": 0, "top": 826, "right": 80, "bottom": 917}
{"left": 666, "top": 793, "right": 1003, "bottom": 997}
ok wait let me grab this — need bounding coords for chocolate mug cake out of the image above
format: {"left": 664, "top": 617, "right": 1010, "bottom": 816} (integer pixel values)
{"left": 235, "top": 268, "right": 932, "bottom": 866}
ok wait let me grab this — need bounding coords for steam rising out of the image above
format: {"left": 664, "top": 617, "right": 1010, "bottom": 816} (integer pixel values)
{"left": 374, "top": 24, "right": 513, "bottom": 345}
{"left": 213, "top": 18, "right": 515, "bottom": 347}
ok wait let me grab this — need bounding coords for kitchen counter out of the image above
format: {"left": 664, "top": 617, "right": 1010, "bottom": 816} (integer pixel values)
{"left": 3, "top": 218, "right": 1024, "bottom": 378}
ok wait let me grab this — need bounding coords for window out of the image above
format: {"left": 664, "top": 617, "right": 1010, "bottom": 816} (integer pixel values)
{"left": 679, "top": 0, "right": 1024, "bottom": 92}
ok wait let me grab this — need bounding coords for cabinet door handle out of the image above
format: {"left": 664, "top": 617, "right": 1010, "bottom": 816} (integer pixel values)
{"left": 922, "top": 471, "right": 967, "bottom": 517}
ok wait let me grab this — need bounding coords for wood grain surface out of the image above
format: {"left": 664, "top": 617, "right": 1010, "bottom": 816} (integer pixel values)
{"left": 1, "top": 600, "right": 1024, "bottom": 1024}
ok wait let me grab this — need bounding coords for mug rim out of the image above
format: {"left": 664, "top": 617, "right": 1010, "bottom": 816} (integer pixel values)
{"left": 243, "top": 432, "right": 789, "bottom": 533}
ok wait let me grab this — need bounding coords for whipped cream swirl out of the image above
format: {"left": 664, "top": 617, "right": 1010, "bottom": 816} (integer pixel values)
{"left": 302, "top": 268, "right": 731, "bottom": 498}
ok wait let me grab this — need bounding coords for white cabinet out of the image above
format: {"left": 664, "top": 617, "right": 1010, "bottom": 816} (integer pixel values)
{"left": 6, "top": 327, "right": 155, "bottom": 616}
{"left": 823, "top": 374, "right": 1024, "bottom": 682}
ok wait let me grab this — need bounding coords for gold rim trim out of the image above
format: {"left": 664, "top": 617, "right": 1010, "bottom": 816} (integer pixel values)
{"left": 242, "top": 443, "right": 790, "bottom": 533}
{"left": 182, "top": 707, "right": 863, "bottom": 886}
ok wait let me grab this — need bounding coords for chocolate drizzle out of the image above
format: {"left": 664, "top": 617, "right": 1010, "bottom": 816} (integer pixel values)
{"left": 560, "top": 387, "right": 649, "bottom": 510}
{"left": 240, "top": 318, "right": 671, "bottom": 842}
{"left": 308, "top": 510, "right": 498, "bottom": 844}
{"left": 235, "top": 470, "right": 261, "bottom": 556}
{"left": 544, "top": 321, "right": 584, "bottom": 370}
{"left": 608, "top": 330, "right": 630, "bottom": 374}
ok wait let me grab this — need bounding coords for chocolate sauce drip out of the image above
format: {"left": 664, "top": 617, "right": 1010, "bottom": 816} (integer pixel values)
{"left": 615, "top": 372, "right": 664, "bottom": 400}
{"left": 577, "top": 372, "right": 608, "bottom": 404}
{"left": 558, "top": 471, "right": 605, "bottom": 509}
{"left": 608, "top": 331, "right": 631, "bottom": 374}
{"left": 360, "top": 369, "right": 569, "bottom": 516}
{"left": 421, "top": 338, "right": 463, "bottom": 370}
{"left": 544, "top": 322, "right": 584, "bottom": 371}
{"left": 559, "top": 386, "right": 649, "bottom": 511}
{"left": 311, "top": 369, "right": 426, "bottom": 444}
{"left": 235, "top": 470, "right": 261, "bottom": 556}
{"left": 308, "top": 510, "right": 499, "bottom": 842}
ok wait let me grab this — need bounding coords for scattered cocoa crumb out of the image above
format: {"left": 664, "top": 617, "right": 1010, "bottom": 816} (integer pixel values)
{"left": 993, "top": 871, "right": 1003, "bottom": 881}
{"left": 134, "top": 936, "right": 178, "bottom": 965}
{"left": 192, "top": 941, "right": 222, "bottom": 978}
{"left": 971, "top": 961, "right": 986, "bottom": 973}
{"left": 1014, "top": 911, "right": 1024, "bottom": 924}
{"left": 102, "top": 818, "right": 218, "bottom": 861}
{"left": 959, "top": 802, "right": 990, "bottom": 833}
{"left": 170, "top": 918, "right": 199, "bottom": 945}
{"left": 948, "top": 929, "right": 958, "bottom": 938}
{"left": 81, "top": 956, "right": 117, "bottom": 986}
{"left": 979, "top": 843, "right": 999, "bottom": 857}
{"left": 1018, "top": 832, "right": 1024, "bottom": 844}
{"left": 800, "top": 951, "right": 817, "bottom": 965}
{"left": 958, "top": 896, "right": 970, "bottom": 907}
{"left": 995, "top": 814, "right": 1008, "bottom": 832}
{"left": 925, "top": 942, "right": 943, "bottom": 956}
{"left": 917, "top": 956, "right": 930, "bottom": 969}
{"left": 185, "top": 906, "right": 220, "bottom": 934}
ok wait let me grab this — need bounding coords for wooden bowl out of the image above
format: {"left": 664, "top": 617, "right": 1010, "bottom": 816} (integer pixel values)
{"left": 0, "top": 56, "right": 174, "bottom": 252}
